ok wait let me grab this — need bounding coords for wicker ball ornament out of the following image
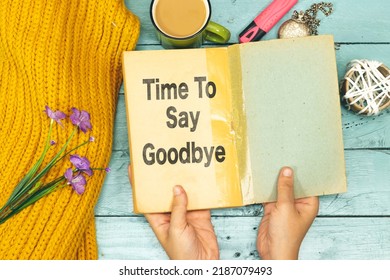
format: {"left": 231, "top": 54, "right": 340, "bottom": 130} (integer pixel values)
{"left": 341, "top": 60, "right": 390, "bottom": 116}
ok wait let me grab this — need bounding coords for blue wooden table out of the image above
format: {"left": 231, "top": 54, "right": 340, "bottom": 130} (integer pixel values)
{"left": 95, "top": 0, "right": 390, "bottom": 260}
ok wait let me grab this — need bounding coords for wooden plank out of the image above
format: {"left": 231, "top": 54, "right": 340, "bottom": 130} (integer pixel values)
{"left": 96, "top": 149, "right": 390, "bottom": 216}
{"left": 125, "top": 0, "right": 390, "bottom": 44}
{"left": 336, "top": 44, "right": 390, "bottom": 83}
{"left": 116, "top": 44, "right": 390, "bottom": 151}
{"left": 96, "top": 216, "right": 390, "bottom": 260}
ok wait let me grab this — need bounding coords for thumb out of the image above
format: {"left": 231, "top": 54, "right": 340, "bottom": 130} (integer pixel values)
{"left": 170, "top": 185, "right": 188, "bottom": 230}
{"left": 277, "top": 167, "right": 295, "bottom": 204}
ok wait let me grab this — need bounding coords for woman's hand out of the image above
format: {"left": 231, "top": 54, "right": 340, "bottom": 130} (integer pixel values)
{"left": 257, "top": 167, "right": 319, "bottom": 260}
{"left": 145, "top": 185, "right": 219, "bottom": 260}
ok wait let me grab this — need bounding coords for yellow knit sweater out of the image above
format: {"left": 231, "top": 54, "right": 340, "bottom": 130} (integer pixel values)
{"left": 0, "top": 0, "right": 140, "bottom": 259}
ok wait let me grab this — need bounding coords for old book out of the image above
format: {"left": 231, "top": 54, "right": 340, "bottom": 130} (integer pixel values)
{"left": 123, "top": 35, "right": 347, "bottom": 213}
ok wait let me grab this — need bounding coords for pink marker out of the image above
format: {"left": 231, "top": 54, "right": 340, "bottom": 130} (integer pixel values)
{"left": 239, "top": 0, "right": 298, "bottom": 43}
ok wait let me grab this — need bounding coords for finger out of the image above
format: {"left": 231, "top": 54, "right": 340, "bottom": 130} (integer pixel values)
{"left": 145, "top": 213, "right": 169, "bottom": 227}
{"left": 186, "top": 209, "right": 211, "bottom": 223}
{"left": 170, "top": 185, "right": 188, "bottom": 230}
{"left": 296, "top": 196, "right": 319, "bottom": 208}
{"left": 145, "top": 213, "right": 170, "bottom": 245}
{"left": 304, "top": 196, "right": 320, "bottom": 215}
{"left": 277, "top": 166, "right": 295, "bottom": 204}
{"left": 262, "top": 202, "right": 276, "bottom": 215}
{"left": 311, "top": 196, "right": 320, "bottom": 213}
{"left": 295, "top": 195, "right": 320, "bottom": 218}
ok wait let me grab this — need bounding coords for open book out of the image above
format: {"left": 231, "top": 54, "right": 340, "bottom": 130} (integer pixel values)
{"left": 123, "top": 35, "right": 347, "bottom": 213}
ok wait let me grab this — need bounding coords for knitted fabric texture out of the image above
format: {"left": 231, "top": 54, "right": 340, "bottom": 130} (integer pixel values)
{"left": 0, "top": 0, "right": 140, "bottom": 259}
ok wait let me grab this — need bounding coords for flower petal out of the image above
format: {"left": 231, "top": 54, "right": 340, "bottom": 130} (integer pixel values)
{"left": 44, "top": 106, "right": 55, "bottom": 119}
{"left": 70, "top": 108, "right": 92, "bottom": 133}
{"left": 64, "top": 168, "right": 73, "bottom": 182}
{"left": 54, "top": 110, "right": 66, "bottom": 120}
{"left": 71, "top": 174, "right": 86, "bottom": 195}
{"left": 44, "top": 106, "right": 66, "bottom": 126}
{"left": 70, "top": 155, "right": 90, "bottom": 170}
{"left": 73, "top": 184, "right": 85, "bottom": 195}
{"left": 83, "top": 168, "right": 93, "bottom": 176}
{"left": 70, "top": 108, "right": 81, "bottom": 126}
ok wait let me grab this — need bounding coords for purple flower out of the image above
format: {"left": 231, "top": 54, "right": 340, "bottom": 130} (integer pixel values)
{"left": 89, "top": 136, "right": 95, "bottom": 142}
{"left": 44, "top": 106, "right": 66, "bottom": 126}
{"left": 64, "top": 168, "right": 86, "bottom": 195}
{"left": 70, "top": 108, "right": 92, "bottom": 133}
{"left": 50, "top": 140, "right": 56, "bottom": 146}
{"left": 105, "top": 167, "right": 111, "bottom": 173}
{"left": 70, "top": 154, "right": 93, "bottom": 176}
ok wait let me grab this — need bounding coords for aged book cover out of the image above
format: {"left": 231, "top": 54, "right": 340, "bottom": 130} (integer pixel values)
{"left": 123, "top": 35, "right": 347, "bottom": 213}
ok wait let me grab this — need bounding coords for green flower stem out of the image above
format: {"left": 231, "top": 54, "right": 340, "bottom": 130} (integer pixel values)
{"left": 0, "top": 205, "right": 13, "bottom": 220}
{"left": 25, "top": 128, "right": 75, "bottom": 187}
{"left": 0, "top": 176, "right": 67, "bottom": 225}
{"left": 0, "top": 189, "right": 32, "bottom": 219}
{"left": 5, "top": 127, "right": 77, "bottom": 209}
{"left": 15, "top": 177, "right": 66, "bottom": 211}
{"left": 28, "top": 181, "right": 43, "bottom": 195}
{"left": 1, "top": 120, "right": 54, "bottom": 211}
{"left": 53, "top": 139, "right": 90, "bottom": 166}
{"left": 25, "top": 127, "right": 78, "bottom": 188}
{"left": 0, "top": 107, "right": 98, "bottom": 225}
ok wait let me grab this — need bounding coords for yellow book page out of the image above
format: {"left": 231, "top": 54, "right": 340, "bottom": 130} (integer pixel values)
{"left": 227, "top": 44, "right": 254, "bottom": 205}
{"left": 123, "top": 48, "right": 243, "bottom": 213}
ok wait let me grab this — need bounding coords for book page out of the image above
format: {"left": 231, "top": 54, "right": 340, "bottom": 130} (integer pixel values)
{"left": 239, "top": 35, "right": 347, "bottom": 202}
{"left": 123, "top": 48, "right": 243, "bottom": 213}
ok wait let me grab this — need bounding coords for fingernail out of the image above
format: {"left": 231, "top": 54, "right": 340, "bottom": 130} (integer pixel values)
{"left": 173, "top": 185, "right": 182, "bottom": 196}
{"left": 282, "top": 167, "right": 293, "bottom": 177}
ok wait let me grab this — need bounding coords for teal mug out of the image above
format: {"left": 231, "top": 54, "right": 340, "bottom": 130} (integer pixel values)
{"left": 150, "top": 0, "right": 231, "bottom": 49}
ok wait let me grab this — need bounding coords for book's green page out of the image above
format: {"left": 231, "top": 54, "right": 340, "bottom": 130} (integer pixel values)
{"left": 238, "top": 35, "right": 347, "bottom": 203}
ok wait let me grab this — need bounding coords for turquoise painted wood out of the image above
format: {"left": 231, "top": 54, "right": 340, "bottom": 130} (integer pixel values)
{"left": 129, "top": 0, "right": 390, "bottom": 44}
{"left": 95, "top": 0, "right": 390, "bottom": 259}
{"left": 96, "top": 217, "right": 390, "bottom": 260}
